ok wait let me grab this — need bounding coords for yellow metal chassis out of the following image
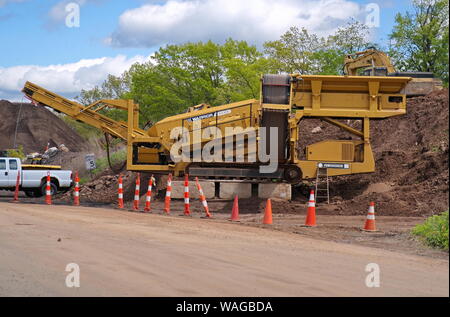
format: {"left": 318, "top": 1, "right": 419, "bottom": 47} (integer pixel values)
{"left": 23, "top": 73, "right": 411, "bottom": 181}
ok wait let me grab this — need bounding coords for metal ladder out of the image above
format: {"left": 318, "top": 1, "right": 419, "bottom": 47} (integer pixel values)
{"left": 315, "top": 167, "right": 330, "bottom": 204}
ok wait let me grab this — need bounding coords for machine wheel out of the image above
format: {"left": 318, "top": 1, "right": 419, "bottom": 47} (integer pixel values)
{"left": 283, "top": 166, "right": 302, "bottom": 183}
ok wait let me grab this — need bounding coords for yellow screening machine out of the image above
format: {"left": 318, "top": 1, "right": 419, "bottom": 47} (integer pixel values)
{"left": 22, "top": 73, "right": 411, "bottom": 183}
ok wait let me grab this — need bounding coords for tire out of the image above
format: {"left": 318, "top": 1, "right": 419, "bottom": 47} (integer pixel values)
{"left": 283, "top": 165, "right": 302, "bottom": 184}
{"left": 40, "top": 182, "right": 58, "bottom": 197}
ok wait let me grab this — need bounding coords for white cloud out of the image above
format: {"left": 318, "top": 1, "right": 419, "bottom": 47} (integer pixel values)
{"left": 107, "top": 0, "right": 365, "bottom": 48}
{"left": 0, "top": 55, "right": 150, "bottom": 100}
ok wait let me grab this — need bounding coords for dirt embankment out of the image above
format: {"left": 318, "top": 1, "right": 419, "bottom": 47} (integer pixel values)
{"left": 307, "top": 90, "right": 449, "bottom": 217}
{"left": 0, "top": 100, "right": 90, "bottom": 153}
{"left": 58, "top": 171, "right": 135, "bottom": 204}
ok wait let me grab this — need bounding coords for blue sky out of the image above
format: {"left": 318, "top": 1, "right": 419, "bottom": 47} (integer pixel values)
{"left": 0, "top": 0, "right": 414, "bottom": 100}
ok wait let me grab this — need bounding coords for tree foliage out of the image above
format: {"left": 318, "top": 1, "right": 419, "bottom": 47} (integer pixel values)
{"left": 76, "top": 73, "right": 131, "bottom": 122}
{"left": 77, "top": 74, "right": 130, "bottom": 105}
{"left": 389, "top": 0, "right": 449, "bottom": 85}
{"left": 127, "top": 39, "right": 273, "bottom": 123}
{"left": 264, "top": 21, "right": 372, "bottom": 75}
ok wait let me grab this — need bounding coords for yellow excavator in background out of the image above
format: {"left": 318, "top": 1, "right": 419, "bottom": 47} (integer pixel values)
{"left": 343, "top": 48, "right": 443, "bottom": 97}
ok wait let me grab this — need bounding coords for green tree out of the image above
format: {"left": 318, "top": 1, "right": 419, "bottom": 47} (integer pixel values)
{"left": 328, "top": 20, "right": 372, "bottom": 54}
{"left": 218, "top": 39, "right": 274, "bottom": 103}
{"left": 264, "top": 21, "right": 372, "bottom": 75}
{"left": 76, "top": 74, "right": 131, "bottom": 122}
{"left": 264, "top": 26, "right": 323, "bottom": 74}
{"left": 128, "top": 40, "right": 272, "bottom": 123}
{"left": 389, "top": 0, "right": 449, "bottom": 85}
{"left": 76, "top": 86, "right": 105, "bottom": 105}
{"left": 77, "top": 74, "right": 129, "bottom": 105}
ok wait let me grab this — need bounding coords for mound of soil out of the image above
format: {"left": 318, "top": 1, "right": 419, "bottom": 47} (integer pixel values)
{"left": 58, "top": 171, "right": 136, "bottom": 204}
{"left": 57, "top": 171, "right": 163, "bottom": 204}
{"left": 320, "top": 90, "right": 449, "bottom": 217}
{"left": 0, "top": 100, "right": 89, "bottom": 153}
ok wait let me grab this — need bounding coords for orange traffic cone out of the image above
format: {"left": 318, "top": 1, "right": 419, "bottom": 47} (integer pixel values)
{"left": 304, "top": 190, "right": 316, "bottom": 227}
{"left": 263, "top": 199, "right": 273, "bottom": 224}
{"left": 363, "top": 202, "right": 377, "bottom": 232}
{"left": 117, "top": 174, "right": 124, "bottom": 209}
{"left": 11, "top": 171, "right": 20, "bottom": 203}
{"left": 195, "top": 177, "right": 212, "bottom": 218}
{"left": 45, "top": 172, "right": 52, "bottom": 205}
{"left": 133, "top": 173, "right": 141, "bottom": 211}
{"left": 144, "top": 175, "right": 154, "bottom": 212}
{"left": 230, "top": 195, "right": 240, "bottom": 221}
{"left": 164, "top": 173, "right": 172, "bottom": 214}
{"left": 73, "top": 171, "right": 80, "bottom": 206}
{"left": 183, "top": 174, "right": 191, "bottom": 216}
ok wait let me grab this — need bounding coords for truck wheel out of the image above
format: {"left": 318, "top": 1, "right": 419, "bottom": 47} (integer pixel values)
{"left": 40, "top": 182, "right": 58, "bottom": 197}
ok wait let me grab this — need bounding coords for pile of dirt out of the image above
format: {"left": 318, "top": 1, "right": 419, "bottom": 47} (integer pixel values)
{"left": 317, "top": 90, "right": 449, "bottom": 217}
{"left": 57, "top": 170, "right": 168, "bottom": 204}
{"left": 58, "top": 171, "right": 137, "bottom": 204}
{"left": 0, "top": 100, "right": 90, "bottom": 153}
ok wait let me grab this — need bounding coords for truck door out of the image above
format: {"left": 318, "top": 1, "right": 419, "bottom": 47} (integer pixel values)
{"left": 8, "top": 159, "right": 19, "bottom": 187}
{"left": 0, "top": 159, "right": 9, "bottom": 187}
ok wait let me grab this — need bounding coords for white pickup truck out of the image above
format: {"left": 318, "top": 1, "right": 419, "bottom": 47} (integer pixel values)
{"left": 0, "top": 157, "right": 73, "bottom": 197}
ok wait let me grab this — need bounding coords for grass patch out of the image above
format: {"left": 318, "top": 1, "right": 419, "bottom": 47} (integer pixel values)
{"left": 79, "top": 176, "right": 90, "bottom": 185}
{"left": 412, "top": 211, "right": 449, "bottom": 251}
{"left": 60, "top": 115, "right": 102, "bottom": 140}
{"left": 91, "top": 150, "right": 126, "bottom": 177}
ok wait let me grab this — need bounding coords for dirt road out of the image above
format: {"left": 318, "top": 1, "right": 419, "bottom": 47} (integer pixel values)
{"left": 0, "top": 202, "right": 448, "bottom": 296}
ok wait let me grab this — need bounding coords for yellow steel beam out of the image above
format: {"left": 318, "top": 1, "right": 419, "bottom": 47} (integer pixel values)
{"left": 322, "top": 117, "right": 364, "bottom": 138}
{"left": 22, "top": 81, "right": 146, "bottom": 141}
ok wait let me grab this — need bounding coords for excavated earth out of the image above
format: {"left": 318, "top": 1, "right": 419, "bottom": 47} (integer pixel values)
{"left": 334, "top": 89, "right": 448, "bottom": 217}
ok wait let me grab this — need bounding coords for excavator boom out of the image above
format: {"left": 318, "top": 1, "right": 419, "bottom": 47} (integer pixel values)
{"left": 343, "top": 48, "right": 396, "bottom": 76}
{"left": 343, "top": 48, "right": 443, "bottom": 96}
